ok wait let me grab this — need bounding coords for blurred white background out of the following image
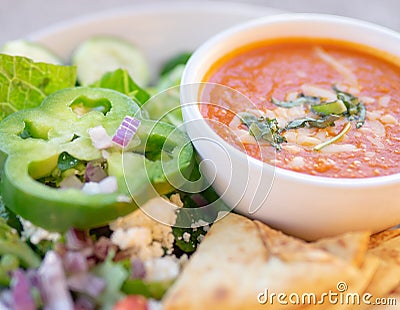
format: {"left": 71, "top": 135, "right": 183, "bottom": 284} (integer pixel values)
{"left": 1, "top": 0, "right": 399, "bottom": 45}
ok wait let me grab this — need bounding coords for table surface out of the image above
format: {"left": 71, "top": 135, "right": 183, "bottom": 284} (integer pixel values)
{"left": 1, "top": 0, "right": 400, "bottom": 45}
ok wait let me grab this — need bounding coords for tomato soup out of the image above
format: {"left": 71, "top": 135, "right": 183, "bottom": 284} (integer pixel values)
{"left": 201, "top": 39, "right": 400, "bottom": 178}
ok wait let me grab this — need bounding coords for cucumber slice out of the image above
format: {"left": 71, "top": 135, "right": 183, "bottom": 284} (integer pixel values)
{"left": 1, "top": 40, "right": 62, "bottom": 64}
{"left": 72, "top": 36, "right": 150, "bottom": 87}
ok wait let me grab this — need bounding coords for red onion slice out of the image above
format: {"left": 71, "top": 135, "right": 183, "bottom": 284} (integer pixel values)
{"left": 112, "top": 116, "right": 141, "bottom": 147}
{"left": 11, "top": 269, "right": 36, "bottom": 310}
{"left": 38, "top": 251, "right": 74, "bottom": 310}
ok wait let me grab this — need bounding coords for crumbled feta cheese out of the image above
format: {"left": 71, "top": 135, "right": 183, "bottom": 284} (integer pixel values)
{"left": 139, "top": 197, "right": 178, "bottom": 226}
{"left": 197, "top": 235, "right": 204, "bottom": 243}
{"left": 144, "top": 256, "right": 180, "bottom": 282}
{"left": 191, "top": 219, "right": 210, "bottom": 229}
{"left": 116, "top": 195, "right": 132, "bottom": 203}
{"left": 82, "top": 176, "right": 118, "bottom": 194}
{"left": 98, "top": 176, "right": 118, "bottom": 193}
{"left": 182, "top": 232, "right": 191, "bottom": 243}
{"left": 216, "top": 211, "right": 230, "bottom": 221}
{"left": 111, "top": 227, "right": 152, "bottom": 251}
{"left": 169, "top": 193, "right": 183, "bottom": 208}
{"left": 148, "top": 299, "right": 164, "bottom": 310}
{"left": 197, "top": 234, "right": 205, "bottom": 243}
{"left": 19, "top": 217, "right": 60, "bottom": 245}
{"left": 101, "top": 150, "right": 110, "bottom": 159}
{"left": 110, "top": 197, "right": 176, "bottom": 260}
{"left": 88, "top": 125, "right": 113, "bottom": 149}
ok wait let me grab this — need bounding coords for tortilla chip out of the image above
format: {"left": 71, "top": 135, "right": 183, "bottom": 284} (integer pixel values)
{"left": 313, "top": 231, "right": 370, "bottom": 268}
{"left": 369, "top": 228, "right": 400, "bottom": 249}
{"left": 163, "top": 214, "right": 362, "bottom": 310}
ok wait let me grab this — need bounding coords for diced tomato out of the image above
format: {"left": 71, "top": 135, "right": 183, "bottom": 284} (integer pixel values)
{"left": 113, "top": 295, "right": 148, "bottom": 310}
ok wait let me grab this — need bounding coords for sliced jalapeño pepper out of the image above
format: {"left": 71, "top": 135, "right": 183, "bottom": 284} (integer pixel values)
{"left": 0, "top": 87, "right": 194, "bottom": 231}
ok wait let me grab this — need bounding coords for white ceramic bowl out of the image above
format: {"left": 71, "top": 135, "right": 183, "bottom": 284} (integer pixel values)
{"left": 28, "top": 2, "right": 283, "bottom": 80}
{"left": 181, "top": 13, "right": 400, "bottom": 240}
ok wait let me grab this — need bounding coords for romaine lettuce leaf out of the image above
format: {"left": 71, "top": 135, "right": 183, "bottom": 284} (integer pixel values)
{"left": 91, "top": 68, "right": 150, "bottom": 106}
{"left": 0, "top": 54, "right": 76, "bottom": 120}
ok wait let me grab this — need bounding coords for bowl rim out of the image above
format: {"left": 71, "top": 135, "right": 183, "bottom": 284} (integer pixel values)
{"left": 27, "top": 1, "right": 285, "bottom": 43}
{"left": 181, "top": 12, "right": 400, "bottom": 188}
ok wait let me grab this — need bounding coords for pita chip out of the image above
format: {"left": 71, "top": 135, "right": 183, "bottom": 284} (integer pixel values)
{"left": 362, "top": 294, "right": 400, "bottom": 310}
{"left": 369, "top": 228, "right": 400, "bottom": 249}
{"left": 313, "top": 231, "right": 370, "bottom": 268}
{"left": 364, "top": 235, "right": 400, "bottom": 298}
{"left": 163, "top": 214, "right": 361, "bottom": 310}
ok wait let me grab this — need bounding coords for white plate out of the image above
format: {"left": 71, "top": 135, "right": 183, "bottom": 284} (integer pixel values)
{"left": 28, "top": 1, "right": 284, "bottom": 80}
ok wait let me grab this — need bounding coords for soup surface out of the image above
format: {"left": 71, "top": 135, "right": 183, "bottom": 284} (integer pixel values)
{"left": 201, "top": 39, "right": 400, "bottom": 178}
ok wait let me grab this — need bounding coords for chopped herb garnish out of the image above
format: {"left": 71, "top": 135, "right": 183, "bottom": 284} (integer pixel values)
{"left": 311, "top": 100, "right": 347, "bottom": 116}
{"left": 57, "top": 152, "right": 81, "bottom": 172}
{"left": 333, "top": 85, "right": 359, "bottom": 115}
{"left": 285, "top": 115, "right": 341, "bottom": 130}
{"left": 271, "top": 94, "right": 320, "bottom": 108}
{"left": 314, "top": 122, "right": 352, "bottom": 151}
{"left": 239, "top": 112, "right": 286, "bottom": 151}
{"left": 356, "top": 102, "right": 366, "bottom": 128}
{"left": 250, "top": 86, "right": 366, "bottom": 152}
{"left": 333, "top": 85, "right": 366, "bottom": 126}
{"left": 272, "top": 86, "right": 366, "bottom": 131}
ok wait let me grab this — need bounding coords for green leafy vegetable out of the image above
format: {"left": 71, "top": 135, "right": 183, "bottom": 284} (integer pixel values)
{"left": 0, "top": 253, "right": 20, "bottom": 285}
{"left": 172, "top": 194, "right": 208, "bottom": 253}
{"left": 333, "top": 85, "right": 359, "bottom": 116}
{"left": 285, "top": 115, "right": 341, "bottom": 130}
{"left": 0, "top": 218, "right": 41, "bottom": 269}
{"left": 160, "top": 52, "right": 191, "bottom": 76}
{"left": 333, "top": 85, "right": 366, "bottom": 127}
{"left": 239, "top": 112, "right": 286, "bottom": 151}
{"left": 121, "top": 277, "right": 174, "bottom": 300}
{"left": 143, "top": 84, "right": 183, "bottom": 127}
{"left": 271, "top": 94, "right": 320, "bottom": 108}
{"left": 144, "top": 62, "right": 187, "bottom": 127}
{"left": 156, "top": 64, "right": 185, "bottom": 91}
{"left": 0, "top": 197, "right": 22, "bottom": 232}
{"left": 92, "top": 254, "right": 128, "bottom": 310}
{"left": 0, "top": 54, "right": 76, "bottom": 120}
{"left": 173, "top": 224, "right": 207, "bottom": 253}
{"left": 91, "top": 69, "right": 150, "bottom": 106}
{"left": 311, "top": 100, "right": 347, "bottom": 116}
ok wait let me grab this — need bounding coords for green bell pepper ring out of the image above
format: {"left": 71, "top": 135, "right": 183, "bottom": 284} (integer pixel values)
{"left": 0, "top": 87, "right": 194, "bottom": 232}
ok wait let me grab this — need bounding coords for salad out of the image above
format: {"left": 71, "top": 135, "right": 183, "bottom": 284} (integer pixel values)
{"left": 0, "top": 36, "right": 222, "bottom": 310}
